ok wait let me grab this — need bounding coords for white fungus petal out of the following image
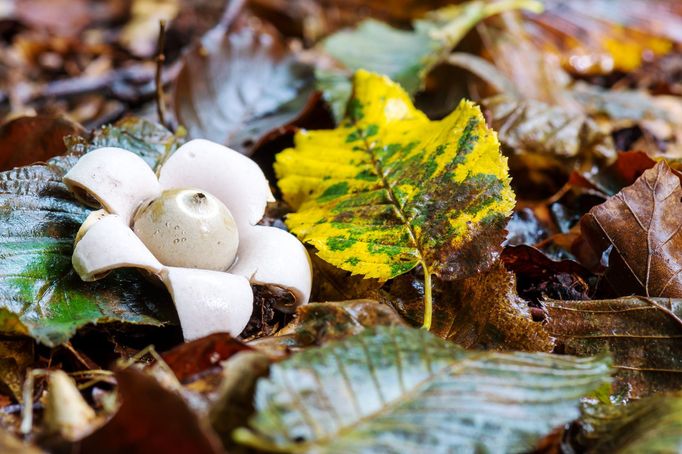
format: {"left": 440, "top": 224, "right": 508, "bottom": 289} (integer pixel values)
{"left": 64, "top": 147, "right": 161, "bottom": 224}
{"left": 72, "top": 214, "right": 164, "bottom": 281}
{"left": 230, "top": 226, "right": 312, "bottom": 306}
{"left": 158, "top": 139, "right": 275, "bottom": 230}
{"left": 162, "top": 267, "right": 254, "bottom": 340}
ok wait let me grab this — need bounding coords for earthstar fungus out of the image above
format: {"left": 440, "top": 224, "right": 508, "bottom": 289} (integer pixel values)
{"left": 64, "top": 139, "right": 312, "bottom": 340}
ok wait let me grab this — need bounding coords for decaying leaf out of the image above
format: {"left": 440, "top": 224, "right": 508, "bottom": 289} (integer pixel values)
{"left": 174, "top": 16, "right": 314, "bottom": 153}
{"left": 576, "top": 393, "right": 682, "bottom": 452}
{"left": 277, "top": 70, "right": 514, "bottom": 282}
{"left": 236, "top": 326, "right": 611, "bottom": 453}
{"left": 0, "top": 118, "right": 181, "bottom": 346}
{"left": 580, "top": 161, "right": 682, "bottom": 297}
{"left": 390, "top": 263, "right": 553, "bottom": 352}
{"left": 483, "top": 94, "right": 616, "bottom": 166}
{"left": 545, "top": 296, "right": 682, "bottom": 398}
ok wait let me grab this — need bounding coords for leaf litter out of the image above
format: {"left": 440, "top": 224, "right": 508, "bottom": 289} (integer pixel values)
{"left": 0, "top": 0, "right": 681, "bottom": 452}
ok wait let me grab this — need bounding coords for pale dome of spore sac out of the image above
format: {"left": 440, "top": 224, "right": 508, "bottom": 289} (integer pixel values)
{"left": 133, "top": 188, "right": 239, "bottom": 271}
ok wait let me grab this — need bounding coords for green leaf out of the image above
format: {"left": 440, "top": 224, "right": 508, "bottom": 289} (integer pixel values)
{"left": 577, "top": 394, "right": 682, "bottom": 453}
{"left": 276, "top": 70, "right": 515, "bottom": 282}
{"left": 0, "top": 118, "right": 180, "bottom": 346}
{"left": 235, "top": 325, "right": 612, "bottom": 453}
{"left": 318, "top": 0, "right": 543, "bottom": 119}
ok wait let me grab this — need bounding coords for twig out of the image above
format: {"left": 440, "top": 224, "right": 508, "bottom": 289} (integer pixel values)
{"left": 155, "top": 20, "right": 170, "bottom": 130}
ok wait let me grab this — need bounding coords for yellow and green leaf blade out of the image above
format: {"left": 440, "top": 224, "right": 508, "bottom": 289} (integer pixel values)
{"left": 275, "top": 70, "right": 515, "bottom": 282}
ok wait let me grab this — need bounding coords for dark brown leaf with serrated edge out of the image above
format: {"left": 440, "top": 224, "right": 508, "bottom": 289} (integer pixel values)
{"left": 545, "top": 296, "right": 682, "bottom": 398}
{"left": 580, "top": 161, "right": 682, "bottom": 297}
{"left": 78, "top": 368, "right": 223, "bottom": 454}
{"left": 0, "top": 115, "right": 85, "bottom": 171}
{"left": 390, "top": 263, "right": 553, "bottom": 352}
{"left": 173, "top": 16, "right": 313, "bottom": 154}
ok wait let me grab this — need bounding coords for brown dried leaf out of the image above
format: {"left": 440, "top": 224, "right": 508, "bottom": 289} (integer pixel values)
{"left": 545, "top": 296, "right": 682, "bottom": 398}
{"left": 580, "top": 161, "right": 682, "bottom": 297}
{"left": 391, "top": 263, "right": 553, "bottom": 352}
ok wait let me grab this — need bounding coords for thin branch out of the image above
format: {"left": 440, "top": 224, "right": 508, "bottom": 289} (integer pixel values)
{"left": 155, "top": 20, "right": 170, "bottom": 130}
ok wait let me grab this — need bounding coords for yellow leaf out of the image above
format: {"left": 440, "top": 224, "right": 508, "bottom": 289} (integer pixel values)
{"left": 276, "top": 70, "right": 514, "bottom": 283}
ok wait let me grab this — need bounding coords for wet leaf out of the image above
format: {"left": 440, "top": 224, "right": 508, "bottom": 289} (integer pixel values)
{"left": 0, "top": 115, "right": 85, "bottom": 171}
{"left": 545, "top": 296, "right": 682, "bottom": 398}
{"left": 0, "top": 119, "right": 180, "bottom": 346}
{"left": 236, "top": 326, "right": 611, "bottom": 452}
{"left": 276, "top": 70, "right": 515, "bottom": 282}
{"left": 318, "top": 0, "right": 542, "bottom": 119}
{"left": 390, "top": 263, "right": 553, "bottom": 352}
{"left": 78, "top": 368, "right": 223, "bottom": 454}
{"left": 580, "top": 161, "right": 682, "bottom": 297}
{"left": 576, "top": 393, "right": 682, "bottom": 453}
{"left": 174, "top": 16, "right": 314, "bottom": 153}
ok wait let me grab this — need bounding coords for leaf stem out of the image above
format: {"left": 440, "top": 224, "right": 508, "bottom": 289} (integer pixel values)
{"left": 421, "top": 267, "right": 433, "bottom": 331}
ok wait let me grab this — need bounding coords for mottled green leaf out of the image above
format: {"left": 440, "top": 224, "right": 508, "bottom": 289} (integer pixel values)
{"left": 0, "top": 118, "right": 180, "bottom": 346}
{"left": 318, "top": 0, "right": 542, "bottom": 119}
{"left": 276, "top": 70, "right": 515, "bottom": 283}
{"left": 236, "top": 326, "right": 612, "bottom": 453}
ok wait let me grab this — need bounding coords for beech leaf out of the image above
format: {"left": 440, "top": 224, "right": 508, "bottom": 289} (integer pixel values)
{"left": 276, "top": 70, "right": 515, "bottom": 282}
{"left": 580, "top": 161, "right": 682, "bottom": 297}
{"left": 545, "top": 296, "right": 682, "bottom": 398}
{"left": 236, "top": 325, "right": 612, "bottom": 453}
